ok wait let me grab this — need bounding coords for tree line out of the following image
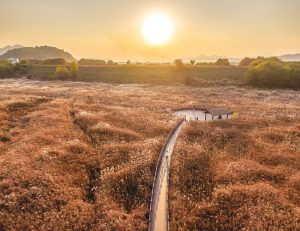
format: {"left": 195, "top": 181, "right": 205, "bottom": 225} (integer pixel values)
{"left": 0, "top": 60, "right": 29, "bottom": 79}
{"left": 245, "top": 59, "right": 300, "bottom": 89}
{"left": 174, "top": 58, "right": 231, "bottom": 68}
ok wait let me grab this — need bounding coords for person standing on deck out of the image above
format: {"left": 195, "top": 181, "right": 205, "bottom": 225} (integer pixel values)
{"left": 165, "top": 151, "right": 169, "bottom": 159}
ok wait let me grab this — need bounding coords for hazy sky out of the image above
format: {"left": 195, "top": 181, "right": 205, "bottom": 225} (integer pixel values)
{"left": 1, "top": 0, "right": 300, "bottom": 60}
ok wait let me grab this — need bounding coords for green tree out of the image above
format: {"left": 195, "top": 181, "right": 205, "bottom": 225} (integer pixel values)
{"left": 13, "top": 62, "right": 28, "bottom": 75}
{"left": 107, "top": 60, "right": 114, "bottom": 65}
{"left": 256, "top": 56, "right": 265, "bottom": 60}
{"left": 288, "top": 63, "right": 300, "bottom": 89}
{"left": 215, "top": 58, "right": 230, "bottom": 66}
{"left": 0, "top": 60, "right": 14, "bottom": 79}
{"left": 55, "top": 66, "right": 70, "bottom": 80}
{"left": 245, "top": 60, "right": 289, "bottom": 88}
{"left": 43, "top": 58, "right": 68, "bottom": 65}
{"left": 249, "top": 59, "right": 265, "bottom": 67}
{"left": 267, "top": 57, "right": 282, "bottom": 63}
{"left": 69, "top": 61, "right": 78, "bottom": 79}
{"left": 238, "top": 57, "right": 255, "bottom": 66}
{"left": 174, "top": 59, "right": 185, "bottom": 68}
{"left": 78, "top": 59, "right": 106, "bottom": 65}
{"left": 290, "top": 67, "right": 300, "bottom": 89}
{"left": 190, "top": 60, "right": 196, "bottom": 66}
{"left": 126, "top": 60, "right": 131, "bottom": 65}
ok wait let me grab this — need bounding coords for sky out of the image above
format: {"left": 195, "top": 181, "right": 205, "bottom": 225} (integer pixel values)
{"left": 1, "top": 0, "right": 300, "bottom": 61}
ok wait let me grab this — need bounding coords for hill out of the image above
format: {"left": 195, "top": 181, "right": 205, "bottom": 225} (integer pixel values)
{"left": 277, "top": 53, "right": 300, "bottom": 61}
{"left": 183, "top": 54, "right": 243, "bottom": 63}
{"left": 0, "top": 46, "right": 76, "bottom": 62}
{"left": 0, "top": 45, "right": 23, "bottom": 55}
{"left": 184, "top": 53, "right": 300, "bottom": 63}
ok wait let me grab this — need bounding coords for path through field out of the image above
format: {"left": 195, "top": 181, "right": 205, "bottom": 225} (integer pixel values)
{"left": 149, "top": 110, "right": 210, "bottom": 231}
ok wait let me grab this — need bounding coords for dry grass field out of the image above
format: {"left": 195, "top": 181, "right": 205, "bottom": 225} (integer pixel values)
{"left": 170, "top": 89, "right": 300, "bottom": 230}
{"left": 0, "top": 78, "right": 300, "bottom": 230}
{"left": 0, "top": 79, "right": 179, "bottom": 230}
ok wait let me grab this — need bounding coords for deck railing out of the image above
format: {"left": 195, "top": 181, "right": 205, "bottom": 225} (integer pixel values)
{"left": 148, "top": 118, "right": 184, "bottom": 231}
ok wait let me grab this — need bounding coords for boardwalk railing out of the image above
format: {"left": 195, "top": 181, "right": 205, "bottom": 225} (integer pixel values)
{"left": 148, "top": 118, "right": 185, "bottom": 231}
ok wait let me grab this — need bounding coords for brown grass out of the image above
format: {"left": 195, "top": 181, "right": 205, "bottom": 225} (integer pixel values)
{"left": 0, "top": 82, "right": 177, "bottom": 230}
{"left": 170, "top": 100, "right": 300, "bottom": 230}
{"left": 0, "top": 78, "right": 300, "bottom": 230}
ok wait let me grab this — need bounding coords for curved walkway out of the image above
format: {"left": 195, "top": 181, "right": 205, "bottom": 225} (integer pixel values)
{"left": 149, "top": 110, "right": 211, "bottom": 231}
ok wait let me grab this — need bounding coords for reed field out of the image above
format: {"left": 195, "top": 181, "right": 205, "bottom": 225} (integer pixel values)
{"left": 0, "top": 78, "right": 300, "bottom": 230}
{"left": 169, "top": 89, "right": 300, "bottom": 230}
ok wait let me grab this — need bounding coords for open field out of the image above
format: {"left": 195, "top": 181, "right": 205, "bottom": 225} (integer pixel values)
{"left": 0, "top": 78, "right": 300, "bottom": 230}
{"left": 0, "top": 79, "right": 180, "bottom": 230}
{"left": 170, "top": 91, "right": 300, "bottom": 229}
{"left": 27, "top": 65, "right": 247, "bottom": 86}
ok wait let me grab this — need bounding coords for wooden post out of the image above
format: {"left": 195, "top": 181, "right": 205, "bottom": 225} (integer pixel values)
{"left": 227, "top": 114, "right": 228, "bottom": 119}
{"left": 212, "top": 116, "right": 214, "bottom": 121}
{"left": 205, "top": 113, "right": 207, "bottom": 121}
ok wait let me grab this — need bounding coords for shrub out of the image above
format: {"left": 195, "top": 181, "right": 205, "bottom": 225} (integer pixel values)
{"left": 12, "top": 63, "right": 29, "bottom": 75}
{"left": 249, "top": 59, "right": 265, "bottom": 67}
{"left": 215, "top": 58, "right": 230, "bottom": 66}
{"left": 78, "top": 59, "right": 106, "bottom": 65}
{"left": 0, "top": 60, "right": 14, "bottom": 78}
{"left": 43, "top": 58, "right": 68, "bottom": 65}
{"left": 20, "top": 67, "right": 29, "bottom": 75}
{"left": 69, "top": 61, "right": 78, "bottom": 79}
{"left": 48, "top": 74, "right": 56, "bottom": 80}
{"left": 238, "top": 57, "right": 255, "bottom": 66}
{"left": 245, "top": 60, "right": 289, "bottom": 88}
{"left": 245, "top": 60, "right": 300, "bottom": 89}
{"left": 55, "top": 66, "right": 70, "bottom": 80}
{"left": 184, "top": 75, "right": 192, "bottom": 85}
{"left": 107, "top": 60, "right": 119, "bottom": 65}
{"left": 288, "top": 65, "right": 300, "bottom": 89}
{"left": 174, "top": 59, "right": 185, "bottom": 68}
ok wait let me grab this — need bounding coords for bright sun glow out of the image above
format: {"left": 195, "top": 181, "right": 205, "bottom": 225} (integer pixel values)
{"left": 142, "top": 13, "right": 173, "bottom": 45}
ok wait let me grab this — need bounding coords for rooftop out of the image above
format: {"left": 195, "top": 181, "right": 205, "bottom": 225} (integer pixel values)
{"left": 205, "top": 108, "right": 233, "bottom": 117}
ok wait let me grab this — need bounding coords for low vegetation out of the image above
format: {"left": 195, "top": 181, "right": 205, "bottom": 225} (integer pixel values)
{"left": 28, "top": 65, "right": 247, "bottom": 86}
{"left": 0, "top": 78, "right": 300, "bottom": 230}
{"left": 170, "top": 89, "right": 300, "bottom": 230}
{"left": 0, "top": 60, "right": 29, "bottom": 79}
{"left": 0, "top": 60, "right": 14, "bottom": 78}
{"left": 78, "top": 59, "right": 106, "bottom": 65}
{"left": 0, "top": 81, "right": 179, "bottom": 230}
{"left": 245, "top": 59, "right": 300, "bottom": 89}
{"left": 42, "top": 58, "right": 68, "bottom": 65}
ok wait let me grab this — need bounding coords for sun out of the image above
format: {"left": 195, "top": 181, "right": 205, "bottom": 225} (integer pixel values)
{"left": 142, "top": 13, "right": 173, "bottom": 45}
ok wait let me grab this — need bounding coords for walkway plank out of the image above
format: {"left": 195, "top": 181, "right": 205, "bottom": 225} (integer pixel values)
{"left": 149, "top": 122, "right": 185, "bottom": 231}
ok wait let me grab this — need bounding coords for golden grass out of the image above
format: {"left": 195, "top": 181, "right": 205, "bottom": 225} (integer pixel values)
{"left": 0, "top": 81, "right": 179, "bottom": 230}
{"left": 0, "top": 78, "right": 300, "bottom": 230}
{"left": 170, "top": 109, "right": 300, "bottom": 230}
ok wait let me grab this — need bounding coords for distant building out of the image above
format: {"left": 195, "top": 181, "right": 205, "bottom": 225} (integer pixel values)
{"left": 7, "top": 58, "right": 19, "bottom": 64}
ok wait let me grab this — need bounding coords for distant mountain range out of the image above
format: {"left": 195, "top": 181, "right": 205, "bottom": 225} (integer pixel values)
{"left": 0, "top": 45, "right": 23, "bottom": 55}
{"left": 0, "top": 45, "right": 76, "bottom": 62}
{"left": 1, "top": 44, "right": 300, "bottom": 63}
{"left": 277, "top": 53, "right": 300, "bottom": 61}
{"left": 184, "top": 53, "right": 300, "bottom": 63}
{"left": 183, "top": 54, "right": 241, "bottom": 63}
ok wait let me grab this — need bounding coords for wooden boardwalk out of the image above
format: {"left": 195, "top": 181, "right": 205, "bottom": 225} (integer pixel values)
{"left": 149, "top": 110, "right": 214, "bottom": 230}
{"left": 149, "top": 122, "right": 185, "bottom": 231}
